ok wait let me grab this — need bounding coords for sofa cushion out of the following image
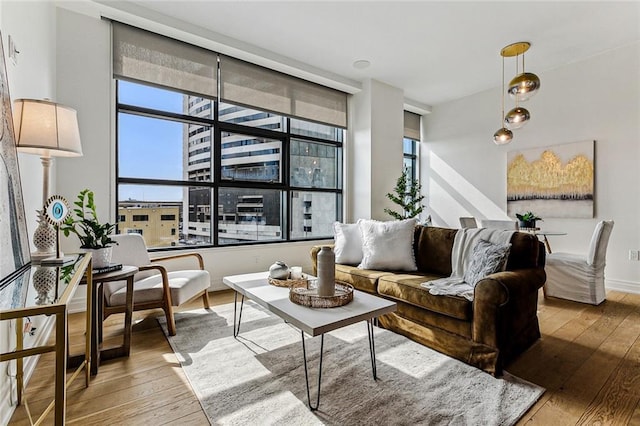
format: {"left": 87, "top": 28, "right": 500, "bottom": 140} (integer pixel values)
{"left": 335, "top": 264, "right": 393, "bottom": 294}
{"left": 333, "top": 222, "right": 363, "bottom": 265}
{"left": 378, "top": 273, "right": 472, "bottom": 321}
{"left": 413, "top": 226, "right": 458, "bottom": 276}
{"left": 358, "top": 218, "right": 417, "bottom": 271}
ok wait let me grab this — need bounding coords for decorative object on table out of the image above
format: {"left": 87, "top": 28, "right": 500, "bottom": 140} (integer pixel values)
{"left": 290, "top": 283, "right": 353, "bottom": 308}
{"left": 290, "top": 266, "right": 302, "bottom": 280}
{"left": 32, "top": 266, "right": 58, "bottom": 305}
{"left": 93, "top": 263, "right": 123, "bottom": 275}
{"left": 507, "top": 140, "right": 594, "bottom": 218}
{"left": 13, "top": 98, "right": 83, "bottom": 259}
{"left": 0, "top": 32, "right": 31, "bottom": 285}
{"left": 493, "top": 42, "right": 540, "bottom": 145}
{"left": 61, "top": 189, "right": 116, "bottom": 269}
{"left": 316, "top": 246, "right": 335, "bottom": 296}
{"left": 268, "top": 260, "right": 290, "bottom": 280}
{"left": 268, "top": 275, "right": 308, "bottom": 288}
{"left": 384, "top": 167, "right": 424, "bottom": 220}
{"left": 515, "top": 211, "right": 542, "bottom": 229}
{"left": 41, "top": 195, "right": 71, "bottom": 263}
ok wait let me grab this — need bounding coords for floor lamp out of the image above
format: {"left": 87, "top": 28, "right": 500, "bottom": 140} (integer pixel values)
{"left": 13, "top": 99, "right": 83, "bottom": 258}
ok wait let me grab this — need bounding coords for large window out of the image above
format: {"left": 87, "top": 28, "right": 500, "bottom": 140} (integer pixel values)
{"left": 114, "top": 23, "right": 345, "bottom": 249}
{"left": 403, "top": 111, "right": 421, "bottom": 182}
{"left": 116, "top": 80, "right": 343, "bottom": 249}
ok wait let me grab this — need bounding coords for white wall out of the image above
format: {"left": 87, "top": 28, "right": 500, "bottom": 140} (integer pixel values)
{"left": 349, "top": 79, "right": 405, "bottom": 221}
{"left": 0, "top": 1, "right": 57, "bottom": 423}
{"left": 423, "top": 42, "right": 640, "bottom": 291}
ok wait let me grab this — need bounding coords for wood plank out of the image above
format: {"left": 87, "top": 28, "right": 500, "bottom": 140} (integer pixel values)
{"left": 523, "top": 294, "right": 640, "bottom": 424}
{"left": 10, "top": 289, "right": 640, "bottom": 425}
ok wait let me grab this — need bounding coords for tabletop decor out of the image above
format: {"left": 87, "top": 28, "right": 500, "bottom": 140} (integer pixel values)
{"left": 268, "top": 260, "right": 290, "bottom": 280}
{"left": 316, "top": 246, "right": 335, "bottom": 296}
{"left": 289, "top": 283, "right": 353, "bottom": 308}
{"left": 61, "top": 189, "right": 116, "bottom": 268}
{"left": 268, "top": 275, "right": 308, "bottom": 288}
{"left": 42, "top": 194, "right": 70, "bottom": 263}
{"left": 515, "top": 211, "right": 542, "bottom": 229}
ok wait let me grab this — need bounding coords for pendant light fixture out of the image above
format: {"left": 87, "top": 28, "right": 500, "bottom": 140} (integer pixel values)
{"left": 494, "top": 41, "right": 540, "bottom": 144}
{"left": 493, "top": 53, "right": 513, "bottom": 145}
{"left": 507, "top": 42, "right": 540, "bottom": 102}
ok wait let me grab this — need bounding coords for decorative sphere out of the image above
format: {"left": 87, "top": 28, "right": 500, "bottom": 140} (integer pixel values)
{"left": 508, "top": 72, "right": 540, "bottom": 102}
{"left": 269, "top": 261, "right": 290, "bottom": 279}
{"left": 504, "top": 107, "right": 530, "bottom": 130}
{"left": 493, "top": 128, "right": 513, "bottom": 145}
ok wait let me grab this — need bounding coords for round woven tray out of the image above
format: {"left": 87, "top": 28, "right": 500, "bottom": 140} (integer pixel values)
{"left": 289, "top": 283, "right": 354, "bottom": 308}
{"left": 268, "top": 276, "right": 309, "bottom": 288}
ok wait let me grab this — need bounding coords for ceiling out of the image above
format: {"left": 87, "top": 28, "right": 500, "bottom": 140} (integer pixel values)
{"left": 109, "top": 1, "right": 639, "bottom": 107}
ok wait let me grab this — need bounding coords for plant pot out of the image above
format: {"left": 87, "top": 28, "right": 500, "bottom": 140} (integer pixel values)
{"left": 519, "top": 220, "right": 536, "bottom": 229}
{"left": 81, "top": 246, "right": 113, "bottom": 269}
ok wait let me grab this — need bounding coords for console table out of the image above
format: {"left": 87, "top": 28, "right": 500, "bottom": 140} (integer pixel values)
{"left": 0, "top": 253, "right": 93, "bottom": 425}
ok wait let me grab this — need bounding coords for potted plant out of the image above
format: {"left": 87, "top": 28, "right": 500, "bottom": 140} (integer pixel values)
{"left": 515, "top": 211, "right": 543, "bottom": 229}
{"left": 61, "top": 189, "right": 116, "bottom": 268}
{"left": 385, "top": 167, "right": 425, "bottom": 220}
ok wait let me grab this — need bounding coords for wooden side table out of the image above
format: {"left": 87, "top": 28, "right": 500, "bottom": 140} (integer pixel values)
{"left": 89, "top": 265, "right": 138, "bottom": 375}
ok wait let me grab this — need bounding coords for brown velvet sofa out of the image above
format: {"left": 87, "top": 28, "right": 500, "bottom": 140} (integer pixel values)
{"left": 311, "top": 225, "right": 546, "bottom": 376}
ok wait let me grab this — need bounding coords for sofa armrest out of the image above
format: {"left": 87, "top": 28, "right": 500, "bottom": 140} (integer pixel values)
{"left": 472, "top": 268, "right": 546, "bottom": 349}
{"left": 310, "top": 244, "right": 335, "bottom": 275}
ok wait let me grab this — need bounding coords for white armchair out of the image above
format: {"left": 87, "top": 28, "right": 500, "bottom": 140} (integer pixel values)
{"left": 103, "top": 233, "right": 211, "bottom": 335}
{"left": 545, "top": 220, "right": 614, "bottom": 305}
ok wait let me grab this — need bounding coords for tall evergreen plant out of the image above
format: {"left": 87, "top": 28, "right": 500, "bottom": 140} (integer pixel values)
{"left": 384, "top": 167, "right": 425, "bottom": 220}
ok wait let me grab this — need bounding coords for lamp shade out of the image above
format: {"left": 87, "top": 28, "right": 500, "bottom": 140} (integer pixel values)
{"left": 13, "top": 99, "right": 83, "bottom": 158}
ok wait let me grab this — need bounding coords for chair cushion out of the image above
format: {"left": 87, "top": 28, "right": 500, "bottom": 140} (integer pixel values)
{"left": 107, "top": 270, "right": 210, "bottom": 307}
{"left": 378, "top": 273, "right": 472, "bottom": 321}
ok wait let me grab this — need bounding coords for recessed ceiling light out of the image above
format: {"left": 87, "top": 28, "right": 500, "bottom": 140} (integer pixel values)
{"left": 353, "top": 60, "right": 371, "bottom": 69}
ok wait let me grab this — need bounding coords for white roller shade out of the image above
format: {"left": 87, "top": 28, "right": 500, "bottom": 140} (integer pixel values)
{"left": 113, "top": 22, "right": 217, "bottom": 98}
{"left": 220, "top": 55, "right": 347, "bottom": 128}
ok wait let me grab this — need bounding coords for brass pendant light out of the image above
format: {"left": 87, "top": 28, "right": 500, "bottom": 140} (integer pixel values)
{"left": 494, "top": 42, "right": 540, "bottom": 143}
{"left": 505, "top": 42, "right": 540, "bottom": 102}
{"left": 493, "top": 55, "right": 513, "bottom": 145}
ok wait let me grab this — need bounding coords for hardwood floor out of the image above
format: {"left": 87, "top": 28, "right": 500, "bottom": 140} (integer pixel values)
{"left": 8, "top": 290, "right": 640, "bottom": 425}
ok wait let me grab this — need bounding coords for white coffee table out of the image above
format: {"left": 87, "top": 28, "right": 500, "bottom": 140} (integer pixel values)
{"left": 223, "top": 271, "right": 397, "bottom": 410}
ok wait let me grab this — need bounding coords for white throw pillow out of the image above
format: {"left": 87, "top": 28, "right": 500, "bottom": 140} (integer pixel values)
{"left": 333, "top": 222, "right": 363, "bottom": 265}
{"left": 358, "top": 218, "right": 417, "bottom": 271}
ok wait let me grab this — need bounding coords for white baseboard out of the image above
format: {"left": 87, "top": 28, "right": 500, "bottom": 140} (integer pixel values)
{"left": 606, "top": 278, "right": 640, "bottom": 294}
{"left": 1, "top": 316, "right": 55, "bottom": 425}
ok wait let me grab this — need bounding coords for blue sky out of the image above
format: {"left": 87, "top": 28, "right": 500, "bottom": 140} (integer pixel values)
{"left": 118, "top": 81, "right": 185, "bottom": 201}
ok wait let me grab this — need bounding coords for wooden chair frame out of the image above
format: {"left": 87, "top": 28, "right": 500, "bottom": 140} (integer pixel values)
{"left": 103, "top": 252, "right": 210, "bottom": 336}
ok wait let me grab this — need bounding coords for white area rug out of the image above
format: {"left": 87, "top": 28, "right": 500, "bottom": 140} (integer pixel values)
{"left": 158, "top": 301, "right": 544, "bottom": 425}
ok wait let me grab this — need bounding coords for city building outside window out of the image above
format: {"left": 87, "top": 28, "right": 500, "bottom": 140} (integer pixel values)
{"left": 116, "top": 82, "right": 344, "bottom": 249}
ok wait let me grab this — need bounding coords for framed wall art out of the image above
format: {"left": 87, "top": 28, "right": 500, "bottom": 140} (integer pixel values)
{"left": 507, "top": 140, "right": 595, "bottom": 219}
{"left": 0, "top": 30, "right": 31, "bottom": 287}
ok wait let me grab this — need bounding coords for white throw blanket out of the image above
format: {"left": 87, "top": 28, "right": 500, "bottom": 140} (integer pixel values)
{"left": 421, "top": 228, "right": 515, "bottom": 301}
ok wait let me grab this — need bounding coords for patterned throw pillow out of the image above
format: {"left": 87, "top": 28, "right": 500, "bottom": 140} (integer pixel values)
{"left": 463, "top": 239, "right": 511, "bottom": 287}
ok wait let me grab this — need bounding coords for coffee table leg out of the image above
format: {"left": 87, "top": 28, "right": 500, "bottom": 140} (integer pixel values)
{"left": 233, "top": 292, "right": 244, "bottom": 338}
{"left": 367, "top": 319, "right": 377, "bottom": 380}
{"left": 301, "top": 331, "right": 324, "bottom": 411}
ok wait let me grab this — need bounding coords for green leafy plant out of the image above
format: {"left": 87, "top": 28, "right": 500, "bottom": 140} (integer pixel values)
{"left": 61, "top": 189, "right": 116, "bottom": 249}
{"left": 384, "top": 167, "right": 425, "bottom": 220}
{"left": 515, "top": 211, "right": 543, "bottom": 222}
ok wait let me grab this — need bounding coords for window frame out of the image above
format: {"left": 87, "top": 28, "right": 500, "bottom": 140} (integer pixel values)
{"left": 115, "top": 79, "right": 343, "bottom": 251}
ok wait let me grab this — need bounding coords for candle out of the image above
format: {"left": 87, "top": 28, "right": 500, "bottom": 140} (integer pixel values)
{"left": 290, "top": 266, "right": 303, "bottom": 279}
